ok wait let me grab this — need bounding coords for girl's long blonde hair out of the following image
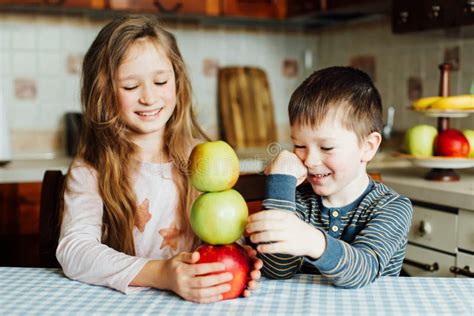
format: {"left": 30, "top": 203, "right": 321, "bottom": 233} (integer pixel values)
{"left": 74, "top": 15, "right": 206, "bottom": 255}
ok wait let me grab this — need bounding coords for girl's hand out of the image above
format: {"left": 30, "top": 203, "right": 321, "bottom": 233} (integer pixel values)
{"left": 246, "top": 210, "right": 326, "bottom": 259}
{"left": 241, "top": 245, "right": 263, "bottom": 297}
{"left": 163, "top": 251, "right": 233, "bottom": 304}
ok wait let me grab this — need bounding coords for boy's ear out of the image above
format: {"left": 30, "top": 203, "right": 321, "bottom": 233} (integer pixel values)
{"left": 361, "top": 132, "right": 382, "bottom": 163}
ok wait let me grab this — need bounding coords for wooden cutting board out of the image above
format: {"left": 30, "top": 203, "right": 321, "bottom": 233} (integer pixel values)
{"left": 218, "top": 67, "right": 277, "bottom": 149}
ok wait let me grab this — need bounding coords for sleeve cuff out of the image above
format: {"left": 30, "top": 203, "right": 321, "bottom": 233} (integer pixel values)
{"left": 305, "top": 230, "right": 343, "bottom": 272}
{"left": 265, "top": 174, "right": 297, "bottom": 202}
{"left": 122, "top": 258, "right": 151, "bottom": 294}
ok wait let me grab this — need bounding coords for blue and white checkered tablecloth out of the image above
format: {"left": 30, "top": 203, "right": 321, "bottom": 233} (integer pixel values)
{"left": 0, "top": 267, "right": 472, "bottom": 315}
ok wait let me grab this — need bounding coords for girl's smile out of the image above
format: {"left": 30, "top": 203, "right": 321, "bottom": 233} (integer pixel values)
{"left": 135, "top": 108, "right": 163, "bottom": 120}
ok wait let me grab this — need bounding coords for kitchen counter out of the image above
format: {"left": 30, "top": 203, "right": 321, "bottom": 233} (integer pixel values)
{"left": 380, "top": 167, "right": 474, "bottom": 210}
{"left": 0, "top": 157, "right": 72, "bottom": 184}
{"left": 0, "top": 156, "right": 266, "bottom": 184}
{"left": 1, "top": 152, "right": 473, "bottom": 211}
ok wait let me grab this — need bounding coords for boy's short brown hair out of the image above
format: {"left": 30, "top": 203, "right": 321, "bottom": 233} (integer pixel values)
{"left": 289, "top": 66, "right": 383, "bottom": 143}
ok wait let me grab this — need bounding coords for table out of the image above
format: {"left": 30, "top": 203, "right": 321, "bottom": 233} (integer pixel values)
{"left": 0, "top": 267, "right": 472, "bottom": 315}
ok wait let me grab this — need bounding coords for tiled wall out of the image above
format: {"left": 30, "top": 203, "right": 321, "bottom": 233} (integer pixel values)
{"left": 316, "top": 18, "right": 474, "bottom": 133}
{"left": 1, "top": 14, "right": 473, "bottom": 157}
{"left": 0, "top": 13, "right": 316, "bottom": 156}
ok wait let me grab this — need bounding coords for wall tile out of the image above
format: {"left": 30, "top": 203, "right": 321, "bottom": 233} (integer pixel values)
{"left": 38, "top": 52, "right": 62, "bottom": 76}
{"left": 14, "top": 78, "right": 37, "bottom": 101}
{"left": 38, "top": 26, "right": 61, "bottom": 51}
{"left": 0, "top": 28, "right": 12, "bottom": 50}
{"left": 0, "top": 52, "right": 11, "bottom": 76}
{"left": 12, "top": 52, "right": 37, "bottom": 76}
{"left": 12, "top": 28, "right": 36, "bottom": 50}
{"left": 316, "top": 19, "right": 474, "bottom": 131}
{"left": 3, "top": 13, "right": 473, "bottom": 156}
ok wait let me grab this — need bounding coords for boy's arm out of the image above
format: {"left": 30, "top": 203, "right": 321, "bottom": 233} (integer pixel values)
{"left": 306, "top": 195, "right": 413, "bottom": 288}
{"left": 257, "top": 174, "right": 305, "bottom": 279}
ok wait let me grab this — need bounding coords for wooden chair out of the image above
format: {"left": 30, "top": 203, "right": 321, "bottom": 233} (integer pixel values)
{"left": 39, "top": 170, "right": 64, "bottom": 268}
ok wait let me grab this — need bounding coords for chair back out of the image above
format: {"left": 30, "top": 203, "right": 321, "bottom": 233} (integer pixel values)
{"left": 39, "top": 170, "right": 64, "bottom": 268}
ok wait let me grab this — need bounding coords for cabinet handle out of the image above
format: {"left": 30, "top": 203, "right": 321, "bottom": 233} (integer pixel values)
{"left": 450, "top": 265, "right": 474, "bottom": 278}
{"left": 429, "top": 5, "right": 441, "bottom": 20}
{"left": 43, "top": 0, "right": 66, "bottom": 4}
{"left": 153, "top": 0, "right": 182, "bottom": 13}
{"left": 404, "top": 258, "right": 439, "bottom": 272}
{"left": 399, "top": 11, "right": 409, "bottom": 24}
{"left": 465, "top": 0, "right": 474, "bottom": 15}
{"left": 417, "top": 220, "right": 432, "bottom": 237}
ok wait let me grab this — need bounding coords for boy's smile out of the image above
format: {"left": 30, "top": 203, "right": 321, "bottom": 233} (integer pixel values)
{"left": 290, "top": 114, "right": 378, "bottom": 207}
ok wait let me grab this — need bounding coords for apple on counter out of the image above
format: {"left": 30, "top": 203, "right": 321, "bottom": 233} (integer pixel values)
{"left": 434, "top": 128, "right": 470, "bottom": 157}
{"left": 404, "top": 124, "right": 438, "bottom": 156}
{"left": 196, "top": 243, "right": 250, "bottom": 300}
{"left": 463, "top": 129, "right": 474, "bottom": 157}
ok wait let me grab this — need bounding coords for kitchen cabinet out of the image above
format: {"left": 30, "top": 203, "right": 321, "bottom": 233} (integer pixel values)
{"left": 220, "top": 0, "right": 319, "bottom": 19}
{"left": 0, "top": 0, "right": 103, "bottom": 9}
{"left": 0, "top": 182, "right": 42, "bottom": 267}
{"left": 403, "top": 202, "right": 474, "bottom": 278}
{"left": 108, "top": 0, "right": 220, "bottom": 16}
{"left": 0, "top": 0, "right": 389, "bottom": 29}
{"left": 451, "top": 210, "right": 474, "bottom": 278}
{"left": 392, "top": 0, "right": 474, "bottom": 33}
{"left": 366, "top": 167, "right": 473, "bottom": 278}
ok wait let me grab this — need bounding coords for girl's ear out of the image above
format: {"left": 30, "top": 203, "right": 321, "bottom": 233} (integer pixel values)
{"left": 361, "top": 132, "right": 382, "bottom": 163}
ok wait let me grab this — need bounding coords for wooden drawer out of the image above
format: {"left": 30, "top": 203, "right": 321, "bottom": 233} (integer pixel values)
{"left": 454, "top": 252, "right": 474, "bottom": 278}
{"left": 404, "top": 244, "right": 455, "bottom": 277}
{"left": 408, "top": 205, "right": 457, "bottom": 254}
{"left": 108, "top": 0, "right": 220, "bottom": 15}
{"left": 457, "top": 209, "right": 474, "bottom": 252}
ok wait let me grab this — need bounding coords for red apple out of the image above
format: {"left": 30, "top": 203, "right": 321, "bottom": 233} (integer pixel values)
{"left": 434, "top": 128, "right": 470, "bottom": 157}
{"left": 196, "top": 243, "right": 250, "bottom": 300}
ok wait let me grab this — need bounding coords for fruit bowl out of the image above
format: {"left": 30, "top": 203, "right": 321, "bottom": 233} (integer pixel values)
{"left": 396, "top": 153, "right": 474, "bottom": 169}
{"left": 408, "top": 106, "right": 474, "bottom": 118}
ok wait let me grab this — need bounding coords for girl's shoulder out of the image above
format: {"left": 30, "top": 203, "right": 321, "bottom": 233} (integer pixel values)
{"left": 66, "top": 157, "right": 99, "bottom": 188}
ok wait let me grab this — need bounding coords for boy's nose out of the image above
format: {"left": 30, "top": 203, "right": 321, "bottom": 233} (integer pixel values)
{"left": 303, "top": 151, "right": 322, "bottom": 168}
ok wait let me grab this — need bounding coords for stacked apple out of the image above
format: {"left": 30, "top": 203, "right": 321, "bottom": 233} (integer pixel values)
{"left": 405, "top": 125, "right": 473, "bottom": 158}
{"left": 189, "top": 141, "right": 250, "bottom": 300}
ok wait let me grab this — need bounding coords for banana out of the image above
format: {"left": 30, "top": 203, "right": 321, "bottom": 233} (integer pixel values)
{"left": 429, "top": 95, "right": 474, "bottom": 110}
{"left": 412, "top": 96, "right": 441, "bottom": 110}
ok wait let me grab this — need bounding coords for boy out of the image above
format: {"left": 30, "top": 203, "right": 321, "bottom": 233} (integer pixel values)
{"left": 246, "top": 67, "right": 413, "bottom": 288}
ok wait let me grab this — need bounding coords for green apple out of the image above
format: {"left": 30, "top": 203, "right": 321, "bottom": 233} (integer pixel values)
{"left": 404, "top": 124, "right": 438, "bottom": 157}
{"left": 463, "top": 129, "right": 474, "bottom": 157}
{"left": 189, "top": 141, "right": 239, "bottom": 192}
{"left": 190, "top": 189, "right": 248, "bottom": 245}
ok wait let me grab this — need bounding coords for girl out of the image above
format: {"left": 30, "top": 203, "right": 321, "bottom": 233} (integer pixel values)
{"left": 56, "top": 15, "right": 262, "bottom": 303}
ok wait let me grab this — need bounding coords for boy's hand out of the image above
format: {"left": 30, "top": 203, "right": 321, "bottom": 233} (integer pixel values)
{"left": 265, "top": 150, "right": 307, "bottom": 186}
{"left": 241, "top": 245, "right": 263, "bottom": 297}
{"left": 163, "top": 251, "right": 233, "bottom": 304}
{"left": 246, "top": 210, "right": 326, "bottom": 259}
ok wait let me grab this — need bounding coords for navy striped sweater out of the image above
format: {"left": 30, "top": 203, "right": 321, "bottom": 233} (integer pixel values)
{"left": 258, "top": 174, "right": 413, "bottom": 288}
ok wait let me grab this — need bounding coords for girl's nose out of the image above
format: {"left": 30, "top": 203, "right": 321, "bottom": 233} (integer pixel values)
{"left": 139, "top": 86, "right": 157, "bottom": 106}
